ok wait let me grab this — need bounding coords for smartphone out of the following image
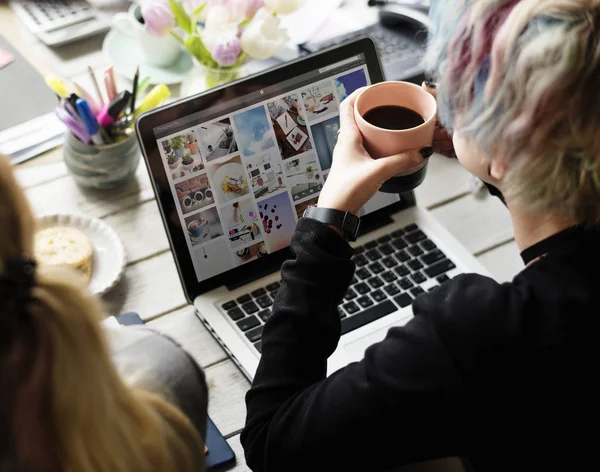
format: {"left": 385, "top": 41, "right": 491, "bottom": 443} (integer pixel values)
{"left": 205, "top": 415, "right": 236, "bottom": 469}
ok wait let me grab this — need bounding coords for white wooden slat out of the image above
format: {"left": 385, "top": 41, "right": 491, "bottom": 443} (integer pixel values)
{"left": 430, "top": 193, "right": 514, "bottom": 255}
{"left": 415, "top": 155, "right": 471, "bottom": 209}
{"left": 146, "top": 305, "right": 227, "bottom": 368}
{"left": 205, "top": 360, "right": 251, "bottom": 438}
{"left": 28, "top": 34, "right": 106, "bottom": 79}
{"left": 16, "top": 161, "right": 69, "bottom": 189}
{"left": 225, "top": 434, "right": 250, "bottom": 472}
{"left": 102, "top": 199, "right": 170, "bottom": 264}
{"left": 25, "top": 161, "right": 154, "bottom": 219}
{"left": 101, "top": 251, "right": 187, "bottom": 320}
{"left": 477, "top": 239, "right": 523, "bottom": 283}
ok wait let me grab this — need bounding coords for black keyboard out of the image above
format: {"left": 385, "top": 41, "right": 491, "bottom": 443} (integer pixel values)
{"left": 219, "top": 223, "right": 458, "bottom": 353}
{"left": 300, "top": 22, "right": 427, "bottom": 83}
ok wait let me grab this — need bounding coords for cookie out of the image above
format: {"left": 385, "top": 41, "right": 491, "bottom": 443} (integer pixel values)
{"left": 34, "top": 226, "right": 94, "bottom": 281}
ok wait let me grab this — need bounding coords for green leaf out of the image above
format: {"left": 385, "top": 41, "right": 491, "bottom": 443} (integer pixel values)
{"left": 184, "top": 35, "right": 218, "bottom": 68}
{"left": 192, "top": 3, "right": 207, "bottom": 18}
{"left": 169, "top": 0, "right": 191, "bottom": 34}
{"left": 235, "top": 52, "right": 248, "bottom": 66}
{"left": 169, "top": 30, "right": 185, "bottom": 45}
{"left": 190, "top": 3, "right": 206, "bottom": 33}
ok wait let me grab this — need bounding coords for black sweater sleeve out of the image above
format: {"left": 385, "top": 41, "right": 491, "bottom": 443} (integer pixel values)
{"left": 241, "top": 218, "right": 478, "bottom": 472}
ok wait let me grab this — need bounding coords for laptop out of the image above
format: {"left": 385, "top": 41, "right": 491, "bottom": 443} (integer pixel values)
{"left": 136, "top": 38, "right": 490, "bottom": 380}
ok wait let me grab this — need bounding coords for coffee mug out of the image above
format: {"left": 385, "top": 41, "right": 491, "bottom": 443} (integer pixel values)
{"left": 112, "top": 3, "right": 181, "bottom": 68}
{"left": 194, "top": 190, "right": 205, "bottom": 203}
{"left": 354, "top": 81, "right": 437, "bottom": 193}
{"left": 188, "top": 219, "right": 206, "bottom": 238}
{"left": 183, "top": 196, "right": 193, "bottom": 208}
{"left": 204, "top": 188, "right": 213, "bottom": 200}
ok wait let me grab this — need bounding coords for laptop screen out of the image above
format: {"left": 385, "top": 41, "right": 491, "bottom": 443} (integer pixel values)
{"left": 151, "top": 52, "right": 402, "bottom": 284}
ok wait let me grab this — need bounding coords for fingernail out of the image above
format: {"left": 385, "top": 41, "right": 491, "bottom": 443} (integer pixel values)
{"left": 424, "top": 81, "right": 437, "bottom": 89}
{"left": 420, "top": 147, "right": 434, "bottom": 159}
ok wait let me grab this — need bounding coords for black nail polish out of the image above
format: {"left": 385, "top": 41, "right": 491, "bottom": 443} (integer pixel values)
{"left": 420, "top": 147, "right": 434, "bottom": 159}
{"left": 424, "top": 81, "right": 437, "bottom": 89}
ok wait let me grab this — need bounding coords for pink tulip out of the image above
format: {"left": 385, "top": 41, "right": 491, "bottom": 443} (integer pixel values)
{"left": 242, "top": 0, "right": 264, "bottom": 18}
{"left": 141, "top": 2, "right": 175, "bottom": 36}
{"left": 212, "top": 35, "right": 243, "bottom": 67}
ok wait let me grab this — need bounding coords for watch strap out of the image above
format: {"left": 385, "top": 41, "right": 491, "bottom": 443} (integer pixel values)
{"left": 302, "top": 206, "right": 360, "bottom": 241}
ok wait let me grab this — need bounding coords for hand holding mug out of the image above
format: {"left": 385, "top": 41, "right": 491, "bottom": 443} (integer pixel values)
{"left": 317, "top": 87, "right": 433, "bottom": 216}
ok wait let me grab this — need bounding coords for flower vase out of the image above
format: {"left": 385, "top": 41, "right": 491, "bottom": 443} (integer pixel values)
{"left": 181, "top": 60, "right": 247, "bottom": 97}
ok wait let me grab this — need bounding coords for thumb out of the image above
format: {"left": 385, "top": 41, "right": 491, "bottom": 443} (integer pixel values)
{"left": 376, "top": 147, "right": 433, "bottom": 179}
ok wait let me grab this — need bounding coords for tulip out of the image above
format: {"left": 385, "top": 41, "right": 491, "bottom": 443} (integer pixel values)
{"left": 141, "top": 1, "right": 176, "bottom": 36}
{"left": 264, "top": 0, "right": 303, "bottom": 15}
{"left": 242, "top": 0, "right": 264, "bottom": 18}
{"left": 212, "top": 36, "right": 243, "bottom": 66}
{"left": 240, "top": 7, "right": 288, "bottom": 60}
{"left": 202, "top": 5, "right": 238, "bottom": 52}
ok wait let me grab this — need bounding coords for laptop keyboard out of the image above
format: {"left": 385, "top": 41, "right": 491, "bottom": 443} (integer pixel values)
{"left": 219, "top": 223, "right": 457, "bottom": 353}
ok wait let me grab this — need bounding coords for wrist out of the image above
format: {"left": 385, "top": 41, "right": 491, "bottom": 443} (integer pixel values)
{"left": 316, "top": 196, "right": 360, "bottom": 217}
{"left": 302, "top": 205, "right": 361, "bottom": 242}
{"left": 326, "top": 224, "right": 345, "bottom": 238}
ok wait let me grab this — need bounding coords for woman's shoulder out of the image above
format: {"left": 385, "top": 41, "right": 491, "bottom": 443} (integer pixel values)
{"left": 412, "top": 273, "right": 527, "bottom": 349}
{"left": 108, "top": 326, "right": 208, "bottom": 435}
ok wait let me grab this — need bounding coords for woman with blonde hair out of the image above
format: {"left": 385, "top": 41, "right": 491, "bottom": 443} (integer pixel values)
{"left": 0, "top": 153, "right": 207, "bottom": 472}
{"left": 241, "top": 0, "right": 600, "bottom": 471}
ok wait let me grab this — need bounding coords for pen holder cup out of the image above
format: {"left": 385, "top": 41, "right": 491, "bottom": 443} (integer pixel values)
{"left": 63, "top": 132, "right": 141, "bottom": 189}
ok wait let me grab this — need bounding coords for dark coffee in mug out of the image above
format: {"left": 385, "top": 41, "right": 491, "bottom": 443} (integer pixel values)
{"left": 362, "top": 105, "right": 425, "bottom": 130}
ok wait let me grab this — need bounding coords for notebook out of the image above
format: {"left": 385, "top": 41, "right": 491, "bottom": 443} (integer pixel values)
{"left": 0, "top": 34, "right": 64, "bottom": 163}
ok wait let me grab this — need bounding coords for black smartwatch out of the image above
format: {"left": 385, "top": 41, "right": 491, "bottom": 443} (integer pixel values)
{"left": 302, "top": 205, "right": 361, "bottom": 242}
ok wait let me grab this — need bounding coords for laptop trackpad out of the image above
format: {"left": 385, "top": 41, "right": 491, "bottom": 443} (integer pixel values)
{"left": 343, "top": 318, "right": 410, "bottom": 361}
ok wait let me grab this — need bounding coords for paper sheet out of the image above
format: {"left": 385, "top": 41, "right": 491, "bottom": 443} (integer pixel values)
{"left": 276, "top": 111, "right": 296, "bottom": 135}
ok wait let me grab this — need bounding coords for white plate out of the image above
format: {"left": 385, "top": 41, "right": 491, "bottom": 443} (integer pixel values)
{"left": 36, "top": 214, "right": 127, "bottom": 296}
{"left": 213, "top": 163, "right": 249, "bottom": 203}
{"left": 102, "top": 29, "right": 194, "bottom": 85}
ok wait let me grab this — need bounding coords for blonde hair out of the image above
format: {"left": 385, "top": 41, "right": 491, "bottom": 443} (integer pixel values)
{"left": 0, "top": 154, "right": 205, "bottom": 472}
{"left": 426, "top": 0, "right": 600, "bottom": 222}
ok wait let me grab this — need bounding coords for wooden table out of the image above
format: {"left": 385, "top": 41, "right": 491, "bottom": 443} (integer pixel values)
{"left": 8, "top": 1, "right": 523, "bottom": 469}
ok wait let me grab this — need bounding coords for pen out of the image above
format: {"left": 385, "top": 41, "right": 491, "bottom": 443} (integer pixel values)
{"left": 104, "top": 65, "right": 117, "bottom": 101}
{"left": 45, "top": 74, "right": 70, "bottom": 98}
{"left": 55, "top": 107, "right": 91, "bottom": 144}
{"left": 61, "top": 97, "right": 81, "bottom": 122}
{"left": 73, "top": 82, "right": 101, "bottom": 116}
{"left": 98, "top": 90, "right": 132, "bottom": 127}
{"left": 75, "top": 98, "right": 105, "bottom": 146}
{"left": 67, "top": 93, "right": 80, "bottom": 114}
{"left": 88, "top": 66, "right": 105, "bottom": 106}
{"left": 130, "top": 65, "right": 140, "bottom": 115}
{"left": 135, "top": 84, "right": 170, "bottom": 116}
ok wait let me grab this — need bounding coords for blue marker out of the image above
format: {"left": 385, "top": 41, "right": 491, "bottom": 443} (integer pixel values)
{"left": 75, "top": 98, "right": 105, "bottom": 146}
